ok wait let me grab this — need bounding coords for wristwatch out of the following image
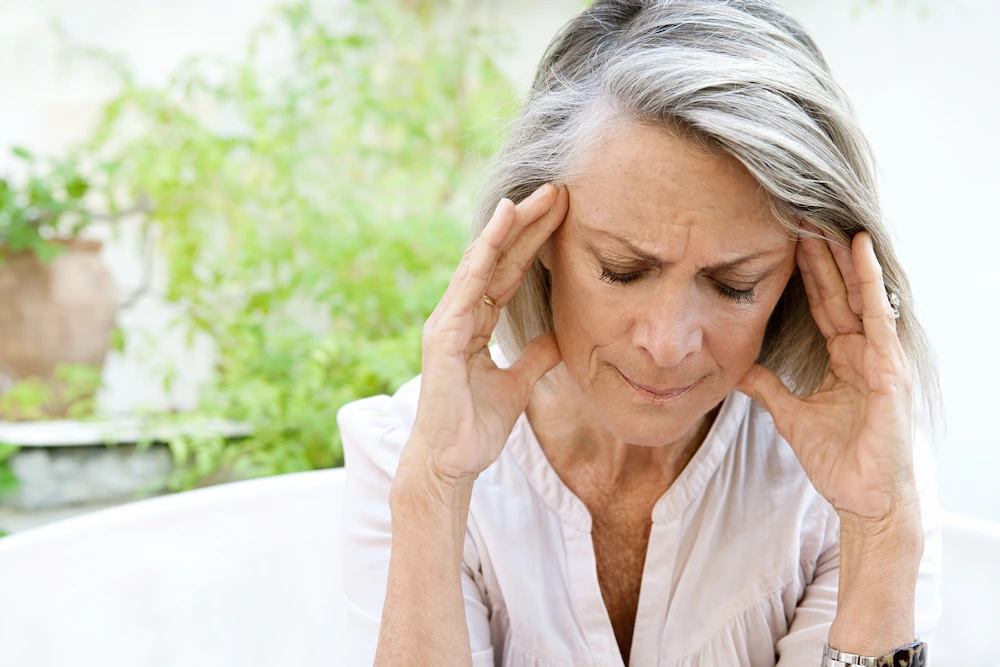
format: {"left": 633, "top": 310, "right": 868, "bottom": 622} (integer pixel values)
{"left": 821, "top": 640, "right": 927, "bottom": 667}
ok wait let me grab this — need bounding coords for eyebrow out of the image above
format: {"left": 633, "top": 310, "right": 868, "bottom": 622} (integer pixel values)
{"left": 589, "top": 229, "right": 787, "bottom": 274}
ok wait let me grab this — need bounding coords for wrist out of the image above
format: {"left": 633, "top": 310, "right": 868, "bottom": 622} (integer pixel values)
{"left": 835, "top": 484, "right": 922, "bottom": 538}
{"left": 829, "top": 505, "right": 924, "bottom": 656}
{"left": 391, "top": 438, "right": 477, "bottom": 514}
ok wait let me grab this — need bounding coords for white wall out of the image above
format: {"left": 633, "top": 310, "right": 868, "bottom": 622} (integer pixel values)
{"left": 1, "top": 0, "right": 997, "bottom": 521}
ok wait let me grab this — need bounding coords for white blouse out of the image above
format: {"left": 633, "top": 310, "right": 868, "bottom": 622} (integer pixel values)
{"left": 338, "top": 350, "right": 942, "bottom": 667}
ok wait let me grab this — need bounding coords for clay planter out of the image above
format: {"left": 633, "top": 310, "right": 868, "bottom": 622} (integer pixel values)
{"left": 0, "top": 238, "right": 117, "bottom": 419}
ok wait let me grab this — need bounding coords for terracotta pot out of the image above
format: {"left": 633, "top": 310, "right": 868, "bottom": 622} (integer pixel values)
{"left": 0, "top": 238, "right": 117, "bottom": 418}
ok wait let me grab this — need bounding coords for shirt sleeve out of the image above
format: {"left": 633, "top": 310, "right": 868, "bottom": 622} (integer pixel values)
{"left": 338, "top": 386, "right": 496, "bottom": 667}
{"left": 774, "top": 426, "right": 943, "bottom": 665}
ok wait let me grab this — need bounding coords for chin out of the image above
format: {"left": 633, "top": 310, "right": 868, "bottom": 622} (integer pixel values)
{"left": 589, "top": 376, "right": 727, "bottom": 448}
{"left": 590, "top": 400, "right": 708, "bottom": 448}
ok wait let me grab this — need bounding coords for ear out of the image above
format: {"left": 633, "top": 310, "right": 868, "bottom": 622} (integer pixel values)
{"left": 538, "top": 237, "right": 553, "bottom": 271}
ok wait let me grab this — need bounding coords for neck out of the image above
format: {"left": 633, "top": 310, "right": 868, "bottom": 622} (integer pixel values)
{"left": 525, "top": 363, "right": 719, "bottom": 503}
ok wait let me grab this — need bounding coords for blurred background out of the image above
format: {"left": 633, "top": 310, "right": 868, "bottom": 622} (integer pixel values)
{"left": 0, "top": 0, "right": 996, "bottom": 534}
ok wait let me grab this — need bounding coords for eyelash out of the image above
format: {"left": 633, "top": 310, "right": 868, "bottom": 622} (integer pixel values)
{"left": 599, "top": 267, "right": 644, "bottom": 285}
{"left": 599, "top": 267, "right": 757, "bottom": 304}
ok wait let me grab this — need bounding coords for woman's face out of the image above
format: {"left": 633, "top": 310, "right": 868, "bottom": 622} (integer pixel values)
{"left": 538, "top": 123, "right": 798, "bottom": 448}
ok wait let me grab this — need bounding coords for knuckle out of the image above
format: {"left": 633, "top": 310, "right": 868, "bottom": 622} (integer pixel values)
{"left": 452, "top": 261, "right": 470, "bottom": 284}
{"left": 422, "top": 316, "right": 440, "bottom": 342}
{"left": 484, "top": 233, "right": 505, "bottom": 252}
{"left": 514, "top": 252, "right": 536, "bottom": 276}
{"left": 883, "top": 369, "right": 914, "bottom": 398}
{"left": 859, "top": 270, "right": 881, "bottom": 286}
{"left": 423, "top": 320, "right": 464, "bottom": 356}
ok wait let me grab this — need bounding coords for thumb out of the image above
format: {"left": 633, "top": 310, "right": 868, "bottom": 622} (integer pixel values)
{"left": 508, "top": 332, "right": 562, "bottom": 399}
{"left": 737, "top": 363, "right": 799, "bottom": 436}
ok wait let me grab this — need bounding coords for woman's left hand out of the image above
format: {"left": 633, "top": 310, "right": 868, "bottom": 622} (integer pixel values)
{"left": 737, "top": 223, "right": 919, "bottom": 527}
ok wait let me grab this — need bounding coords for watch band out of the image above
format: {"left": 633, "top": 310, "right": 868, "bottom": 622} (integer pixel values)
{"left": 821, "top": 640, "right": 927, "bottom": 667}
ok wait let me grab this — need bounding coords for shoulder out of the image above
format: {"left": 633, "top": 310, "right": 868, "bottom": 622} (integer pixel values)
{"left": 727, "top": 395, "right": 941, "bottom": 604}
{"left": 724, "top": 398, "right": 832, "bottom": 531}
{"left": 733, "top": 396, "right": 817, "bottom": 492}
{"left": 718, "top": 395, "right": 840, "bottom": 573}
{"left": 336, "top": 344, "right": 514, "bottom": 474}
{"left": 730, "top": 395, "right": 939, "bottom": 521}
{"left": 336, "top": 373, "right": 422, "bottom": 475}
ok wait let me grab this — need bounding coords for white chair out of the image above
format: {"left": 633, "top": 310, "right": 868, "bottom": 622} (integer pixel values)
{"left": 936, "top": 510, "right": 1000, "bottom": 667}
{"left": 0, "top": 468, "right": 997, "bottom": 666}
{"left": 0, "top": 467, "right": 347, "bottom": 667}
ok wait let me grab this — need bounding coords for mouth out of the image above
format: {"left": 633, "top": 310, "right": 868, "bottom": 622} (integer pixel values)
{"left": 615, "top": 367, "right": 699, "bottom": 403}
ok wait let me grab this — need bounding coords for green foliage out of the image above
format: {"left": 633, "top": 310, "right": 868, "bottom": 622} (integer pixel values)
{"left": 0, "top": 363, "right": 103, "bottom": 422}
{"left": 0, "top": 149, "right": 101, "bottom": 264}
{"left": 0, "top": 440, "right": 20, "bottom": 500}
{"left": 75, "top": 0, "right": 518, "bottom": 488}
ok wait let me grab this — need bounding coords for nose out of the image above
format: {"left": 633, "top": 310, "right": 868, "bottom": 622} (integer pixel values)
{"left": 632, "top": 282, "right": 703, "bottom": 369}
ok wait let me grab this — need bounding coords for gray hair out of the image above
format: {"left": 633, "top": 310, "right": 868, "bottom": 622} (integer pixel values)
{"left": 474, "top": 0, "right": 940, "bottom": 423}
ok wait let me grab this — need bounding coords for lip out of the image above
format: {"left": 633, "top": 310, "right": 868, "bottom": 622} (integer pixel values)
{"left": 615, "top": 368, "right": 698, "bottom": 402}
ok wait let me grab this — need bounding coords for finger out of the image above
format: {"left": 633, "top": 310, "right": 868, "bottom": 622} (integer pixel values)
{"left": 796, "top": 243, "right": 837, "bottom": 339}
{"left": 497, "top": 183, "right": 562, "bottom": 256}
{"left": 508, "top": 332, "right": 562, "bottom": 404}
{"left": 826, "top": 234, "right": 864, "bottom": 317}
{"left": 736, "top": 363, "right": 800, "bottom": 441}
{"left": 853, "top": 231, "right": 899, "bottom": 353}
{"left": 798, "top": 224, "right": 863, "bottom": 336}
{"left": 487, "top": 184, "right": 569, "bottom": 307}
{"left": 446, "top": 184, "right": 558, "bottom": 314}
{"left": 439, "top": 196, "right": 514, "bottom": 314}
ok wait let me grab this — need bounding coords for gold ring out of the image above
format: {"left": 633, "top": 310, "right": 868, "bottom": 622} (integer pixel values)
{"left": 482, "top": 294, "right": 497, "bottom": 308}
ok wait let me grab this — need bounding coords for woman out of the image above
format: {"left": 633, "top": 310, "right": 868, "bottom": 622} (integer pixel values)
{"left": 339, "top": 1, "right": 941, "bottom": 665}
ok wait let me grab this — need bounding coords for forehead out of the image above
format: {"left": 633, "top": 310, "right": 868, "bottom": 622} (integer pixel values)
{"left": 566, "top": 123, "right": 787, "bottom": 252}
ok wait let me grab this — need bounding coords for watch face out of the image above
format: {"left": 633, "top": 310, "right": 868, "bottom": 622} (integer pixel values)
{"left": 875, "top": 642, "right": 926, "bottom": 667}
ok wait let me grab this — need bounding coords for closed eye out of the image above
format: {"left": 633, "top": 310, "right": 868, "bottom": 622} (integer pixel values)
{"left": 713, "top": 281, "right": 756, "bottom": 304}
{"left": 600, "top": 266, "right": 757, "bottom": 304}
{"left": 599, "top": 266, "right": 644, "bottom": 285}
{"left": 601, "top": 266, "right": 756, "bottom": 303}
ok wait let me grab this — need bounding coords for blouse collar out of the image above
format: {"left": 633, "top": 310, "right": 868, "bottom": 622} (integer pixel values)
{"left": 505, "top": 389, "right": 752, "bottom": 533}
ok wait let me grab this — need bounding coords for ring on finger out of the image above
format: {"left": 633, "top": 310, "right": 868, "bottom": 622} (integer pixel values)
{"left": 482, "top": 293, "right": 497, "bottom": 308}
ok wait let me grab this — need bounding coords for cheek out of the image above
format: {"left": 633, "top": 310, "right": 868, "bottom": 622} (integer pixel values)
{"left": 704, "top": 315, "right": 767, "bottom": 368}
{"left": 549, "top": 250, "right": 619, "bottom": 329}
{"left": 703, "top": 293, "right": 785, "bottom": 374}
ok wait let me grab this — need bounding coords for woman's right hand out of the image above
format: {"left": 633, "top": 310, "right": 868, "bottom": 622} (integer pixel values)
{"left": 405, "top": 183, "right": 569, "bottom": 487}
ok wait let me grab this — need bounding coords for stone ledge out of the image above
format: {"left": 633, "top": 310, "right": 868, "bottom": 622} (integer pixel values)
{"left": 0, "top": 417, "right": 252, "bottom": 447}
{"left": 2, "top": 444, "right": 172, "bottom": 511}
{"left": 0, "top": 417, "right": 253, "bottom": 511}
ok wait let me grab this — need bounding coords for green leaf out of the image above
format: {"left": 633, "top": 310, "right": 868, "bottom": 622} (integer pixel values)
{"left": 110, "top": 323, "right": 127, "bottom": 353}
{"left": 53, "top": 0, "right": 516, "bottom": 487}
{"left": 0, "top": 442, "right": 20, "bottom": 463}
{"left": 0, "top": 460, "right": 20, "bottom": 497}
{"left": 30, "top": 239, "right": 66, "bottom": 264}
{"left": 65, "top": 176, "right": 90, "bottom": 200}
